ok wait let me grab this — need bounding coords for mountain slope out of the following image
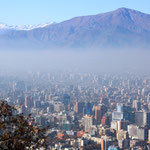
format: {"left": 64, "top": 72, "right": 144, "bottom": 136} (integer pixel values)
{"left": 0, "top": 8, "right": 150, "bottom": 50}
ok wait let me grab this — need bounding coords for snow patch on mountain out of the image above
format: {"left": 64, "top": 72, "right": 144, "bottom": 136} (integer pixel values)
{"left": 0, "top": 22, "right": 55, "bottom": 32}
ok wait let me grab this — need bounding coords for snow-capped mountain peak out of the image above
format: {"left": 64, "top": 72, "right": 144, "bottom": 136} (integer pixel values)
{"left": 0, "top": 22, "right": 55, "bottom": 33}
{"left": 12, "top": 22, "right": 55, "bottom": 30}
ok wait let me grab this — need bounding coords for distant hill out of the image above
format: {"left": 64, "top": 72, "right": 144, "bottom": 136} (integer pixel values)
{"left": 0, "top": 8, "right": 150, "bottom": 50}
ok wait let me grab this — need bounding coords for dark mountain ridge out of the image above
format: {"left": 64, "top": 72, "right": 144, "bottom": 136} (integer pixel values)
{"left": 0, "top": 8, "right": 150, "bottom": 50}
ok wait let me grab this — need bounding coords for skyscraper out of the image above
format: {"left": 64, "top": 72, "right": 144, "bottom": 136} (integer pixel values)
{"left": 132, "top": 100, "right": 141, "bottom": 111}
{"left": 95, "top": 104, "right": 107, "bottom": 124}
{"left": 82, "top": 115, "right": 94, "bottom": 132}
{"left": 25, "top": 96, "right": 27, "bottom": 108}
{"left": 112, "top": 103, "right": 133, "bottom": 122}
{"left": 147, "top": 93, "right": 150, "bottom": 103}
{"left": 75, "top": 102, "right": 85, "bottom": 114}
{"left": 134, "top": 111, "right": 150, "bottom": 126}
{"left": 86, "top": 102, "right": 93, "bottom": 115}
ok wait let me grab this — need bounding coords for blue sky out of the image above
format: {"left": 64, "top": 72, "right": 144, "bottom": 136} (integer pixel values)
{"left": 0, "top": 0, "right": 150, "bottom": 25}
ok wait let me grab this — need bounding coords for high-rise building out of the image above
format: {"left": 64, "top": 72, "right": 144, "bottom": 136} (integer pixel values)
{"left": 101, "top": 115, "right": 111, "bottom": 126}
{"left": 25, "top": 96, "right": 27, "bottom": 108}
{"left": 111, "top": 121, "right": 118, "bottom": 131}
{"left": 128, "top": 124, "right": 148, "bottom": 141}
{"left": 134, "top": 111, "right": 150, "bottom": 126}
{"left": 118, "top": 139, "right": 129, "bottom": 149}
{"left": 82, "top": 115, "right": 94, "bottom": 132}
{"left": 132, "top": 100, "right": 141, "bottom": 111}
{"left": 148, "top": 129, "right": 150, "bottom": 142}
{"left": 95, "top": 104, "right": 107, "bottom": 124}
{"left": 62, "top": 94, "right": 70, "bottom": 111}
{"left": 75, "top": 102, "right": 85, "bottom": 114}
{"left": 86, "top": 102, "right": 93, "bottom": 115}
{"left": 112, "top": 103, "right": 133, "bottom": 122}
{"left": 26, "top": 96, "right": 34, "bottom": 109}
{"left": 117, "top": 103, "right": 124, "bottom": 112}
{"left": 147, "top": 93, "right": 150, "bottom": 103}
{"left": 111, "top": 120, "right": 129, "bottom": 131}
{"left": 118, "top": 121, "right": 121, "bottom": 130}
{"left": 101, "top": 138, "right": 113, "bottom": 150}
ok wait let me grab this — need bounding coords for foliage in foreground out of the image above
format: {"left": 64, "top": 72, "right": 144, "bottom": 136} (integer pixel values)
{"left": 0, "top": 100, "right": 47, "bottom": 150}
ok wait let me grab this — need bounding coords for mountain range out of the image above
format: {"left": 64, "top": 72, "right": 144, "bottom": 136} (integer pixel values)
{"left": 0, "top": 8, "right": 150, "bottom": 50}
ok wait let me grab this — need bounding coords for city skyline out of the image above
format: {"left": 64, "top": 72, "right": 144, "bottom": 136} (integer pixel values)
{"left": 1, "top": 0, "right": 150, "bottom": 149}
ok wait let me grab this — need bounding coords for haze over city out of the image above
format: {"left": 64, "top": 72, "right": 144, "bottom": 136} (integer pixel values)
{"left": 1, "top": 1, "right": 150, "bottom": 150}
